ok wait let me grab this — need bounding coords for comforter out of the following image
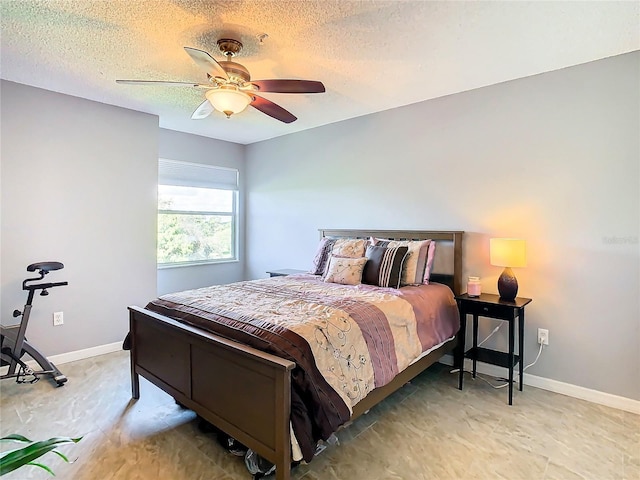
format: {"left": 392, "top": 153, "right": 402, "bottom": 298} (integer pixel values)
{"left": 146, "top": 274, "right": 459, "bottom": 461}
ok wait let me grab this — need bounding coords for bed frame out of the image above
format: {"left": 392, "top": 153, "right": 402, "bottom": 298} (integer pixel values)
{"left": 128, "top": 229, "right": 463, "bottom": 480}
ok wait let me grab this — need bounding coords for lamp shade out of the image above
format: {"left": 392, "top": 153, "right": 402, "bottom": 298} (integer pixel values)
{"left": 490, "top": 238, "right": 527, "bottom": 268}
{"left": 205, "top": 87, "right": 252, "bottom": 118}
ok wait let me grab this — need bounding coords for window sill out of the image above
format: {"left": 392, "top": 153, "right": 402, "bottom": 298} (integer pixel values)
{"left": 158, "top": 259, "right": 239, "bottom": 270}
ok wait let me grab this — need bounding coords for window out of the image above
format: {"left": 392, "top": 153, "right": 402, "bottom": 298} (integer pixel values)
{"left": 157, "top": 159, "right": 238, "bottom": 267}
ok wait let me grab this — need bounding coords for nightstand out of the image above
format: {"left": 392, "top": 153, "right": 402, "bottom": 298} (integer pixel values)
{"left": 455, "top": 293, "right": 532, "bottom": 405}
{"left": 266, "top": 269, "right": 306, "bottom": 277}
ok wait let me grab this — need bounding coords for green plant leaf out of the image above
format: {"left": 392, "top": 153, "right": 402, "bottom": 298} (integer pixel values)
{"left": 0, "top": 435, "right": 33, "bottom": 444}
{"left": 51, "top": 450, "right": 70, "bottom": 463}
{"left": 25, "top": 462, "right": 55, "bottom": 476}
{"left": 0, "top": 437, "right": 82, "bottom": 476}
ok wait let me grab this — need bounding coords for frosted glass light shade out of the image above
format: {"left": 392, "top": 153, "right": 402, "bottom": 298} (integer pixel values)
{"left": 490, "top": 238, "right": 527, "bottom": 267}
{"left": 205, "top": 88, "right": 252, "bottom": 118}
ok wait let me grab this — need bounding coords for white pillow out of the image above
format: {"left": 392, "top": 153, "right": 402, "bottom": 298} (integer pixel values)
{"left": 323, "top": 256, "right": 367, "bottom": 285}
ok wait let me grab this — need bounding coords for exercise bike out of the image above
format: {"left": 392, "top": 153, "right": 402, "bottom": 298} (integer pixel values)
{"left": 1, "top": 262, "right": 68, "bottom": 386}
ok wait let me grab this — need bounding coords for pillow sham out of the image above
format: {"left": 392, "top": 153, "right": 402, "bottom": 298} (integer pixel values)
{"left": 371, "top": 237, "right": 431, "bottom": 286}
{"left": 423, "top": 240, "right": 437, "bottom": 284}
{"left": 330, "top": 238, "right": 366, "bottom": 259}
{"left": 362, "top": 245, "right": 409, "bottom": 289}
{"left": 310, "top": 237, "right": 337, "bottom": 275}
{"left": 323, "top": 256, "right": 367, "bottom": 285}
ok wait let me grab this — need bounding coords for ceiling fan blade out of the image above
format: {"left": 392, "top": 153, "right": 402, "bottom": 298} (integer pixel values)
{"left": 184, "top": 47, "right": 228, "bottom": 80}
{"left": 191, "top": 99, "right": 214, "bottom": 120}
{"left": 250, "top": 95, "right": 297, "bottom": 123}
{"left": 116, "top": 80, "right": 209, "bottom": 88}
{"left": 251, "top": 79, "right": 325, "bottom": 94}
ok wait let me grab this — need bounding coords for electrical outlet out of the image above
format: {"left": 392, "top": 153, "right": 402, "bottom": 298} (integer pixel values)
{"left": 537, "top": 328, "right": 549, "bottom": 345}
{"left": 53, "top": 311, "right": 64, "bottom": 326}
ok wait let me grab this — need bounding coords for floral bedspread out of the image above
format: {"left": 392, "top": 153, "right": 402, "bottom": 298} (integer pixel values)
{"left": 146, "top": 274, "right": 459, "bottom": 460}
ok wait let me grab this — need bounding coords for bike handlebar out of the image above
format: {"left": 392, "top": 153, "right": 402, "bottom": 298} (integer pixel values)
{"left": 23, "top": 281, "right": 68, "bottom": 291}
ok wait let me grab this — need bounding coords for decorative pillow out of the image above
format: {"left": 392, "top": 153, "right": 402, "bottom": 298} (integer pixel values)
{"left": 370, "top": 237, "right": 390, "bottom": 248}
{"left": 362, "top": 245, "right": 409, "bottom": 288}
{"left": 310, "top": 237, "right": 337, "bottom": 275}
{"left": 422, "top": 240, "right": 437, "bottom": 284}
{"left": 371, "top": 237, "right": 431, "bottom": 286}
{"left": 331, "top": 238, "right": 366, "bottom": 258}
{"left": 323, "top": 256, "right": 367, "bottom": 285}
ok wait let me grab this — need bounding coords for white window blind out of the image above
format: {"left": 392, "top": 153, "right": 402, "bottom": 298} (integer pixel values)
{"left": 158, "top": 158, "right": 238, "bottom": 190}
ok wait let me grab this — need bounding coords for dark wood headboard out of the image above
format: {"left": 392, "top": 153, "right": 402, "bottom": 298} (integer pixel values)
{"left": 319, "top": 229, "right": 464, "bottom": 296}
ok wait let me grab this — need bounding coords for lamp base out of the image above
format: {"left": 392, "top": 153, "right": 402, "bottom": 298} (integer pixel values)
{"left": 497, "top": 267, "right": 518, "bottom": 301}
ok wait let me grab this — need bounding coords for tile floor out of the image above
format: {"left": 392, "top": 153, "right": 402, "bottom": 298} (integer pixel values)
{"left": 1, "top": 351, "right": 637, "bottom": 479}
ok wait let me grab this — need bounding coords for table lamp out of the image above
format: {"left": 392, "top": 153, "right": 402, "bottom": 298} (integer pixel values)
{"left": 490, "top": 238, "right": 526, "bottom": 301}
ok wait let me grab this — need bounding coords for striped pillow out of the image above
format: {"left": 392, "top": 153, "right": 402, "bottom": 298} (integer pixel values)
{"left": 362, "top": 245, "right": 409, "bottom": 288}
{"left": 371, "top": 237, "right": 431, "bottom": 286}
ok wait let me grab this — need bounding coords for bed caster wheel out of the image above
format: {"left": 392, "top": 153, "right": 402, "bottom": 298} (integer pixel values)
{"left": 54, "top": 375, "right": 67, "bottom": 387}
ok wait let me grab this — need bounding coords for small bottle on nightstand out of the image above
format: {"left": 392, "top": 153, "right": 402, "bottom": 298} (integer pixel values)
{"left": 467, "top": 276, "right": 481, "bottom": 297}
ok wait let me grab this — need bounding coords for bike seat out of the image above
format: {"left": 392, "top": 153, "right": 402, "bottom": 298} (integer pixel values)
{"left": 27, "top": 262, "right": 64, "bottom": 273}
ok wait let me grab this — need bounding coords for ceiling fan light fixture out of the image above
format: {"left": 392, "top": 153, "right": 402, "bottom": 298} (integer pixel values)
{"left": 205, "top": 87, "right": 252, "bottom": 118}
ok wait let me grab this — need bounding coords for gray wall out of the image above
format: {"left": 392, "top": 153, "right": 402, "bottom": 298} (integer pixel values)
{"left": 2, "top": 52, "right": 637, "bottom": 401}
{"left": 245, "top": 52, "right": 640, "bottom": 400}
{"left": 1, "top": 81, "right": 158, "bottom": 356}
{"left": 157, "top": 129, "right": 245, "bottom": 295}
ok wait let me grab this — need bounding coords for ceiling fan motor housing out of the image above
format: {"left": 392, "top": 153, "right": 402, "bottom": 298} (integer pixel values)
{"left": 216, "top": 39, "right": 250, "bottom": 83}
{"left": 220, "top": 61, "right": 251, "bottom": 83}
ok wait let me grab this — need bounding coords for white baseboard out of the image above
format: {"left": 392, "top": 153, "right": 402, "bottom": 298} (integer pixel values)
{"left": 0, "top": 342, "right": 123, "bottom": 376}
{"left": 47, "top": 341, "right": 124, "bottom": 365}
{"left": 4, "top": 342, "right": 638, "bottom": 415}
{"left": 440, "top": 354, "right": 640, "bottom": 415}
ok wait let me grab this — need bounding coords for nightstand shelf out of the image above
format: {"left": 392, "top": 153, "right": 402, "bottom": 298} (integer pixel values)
{"left": 455, "top": 292, "right": 532, "bottom": 405}
{"left": 465, "top": 346, "right": 520, "bottom": 370}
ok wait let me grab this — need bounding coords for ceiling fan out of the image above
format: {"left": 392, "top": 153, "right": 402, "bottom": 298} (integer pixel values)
{"left": 116, "top": 38, "right": 325, "bottom": 124}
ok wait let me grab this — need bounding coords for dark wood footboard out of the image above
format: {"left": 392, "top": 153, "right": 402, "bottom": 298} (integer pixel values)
{"left": 129, "top": 306, "right": 295, "bottom": 480}
{"left": 129, "top": 305, "right": 457, "bottom": 480}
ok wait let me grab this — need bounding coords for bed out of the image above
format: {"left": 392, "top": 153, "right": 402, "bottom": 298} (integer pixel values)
{"left": 127, "top": 229, "right": 464, "bottom": 480}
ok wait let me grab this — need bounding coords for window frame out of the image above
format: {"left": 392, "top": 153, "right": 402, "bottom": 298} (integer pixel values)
{"left": 157, "top": 159, "right": 239, "bottom": 269}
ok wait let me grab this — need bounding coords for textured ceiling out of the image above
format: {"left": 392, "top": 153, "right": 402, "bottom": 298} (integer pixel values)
{"left": 1, "top": 1, "right": 638, "bottom": 145}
